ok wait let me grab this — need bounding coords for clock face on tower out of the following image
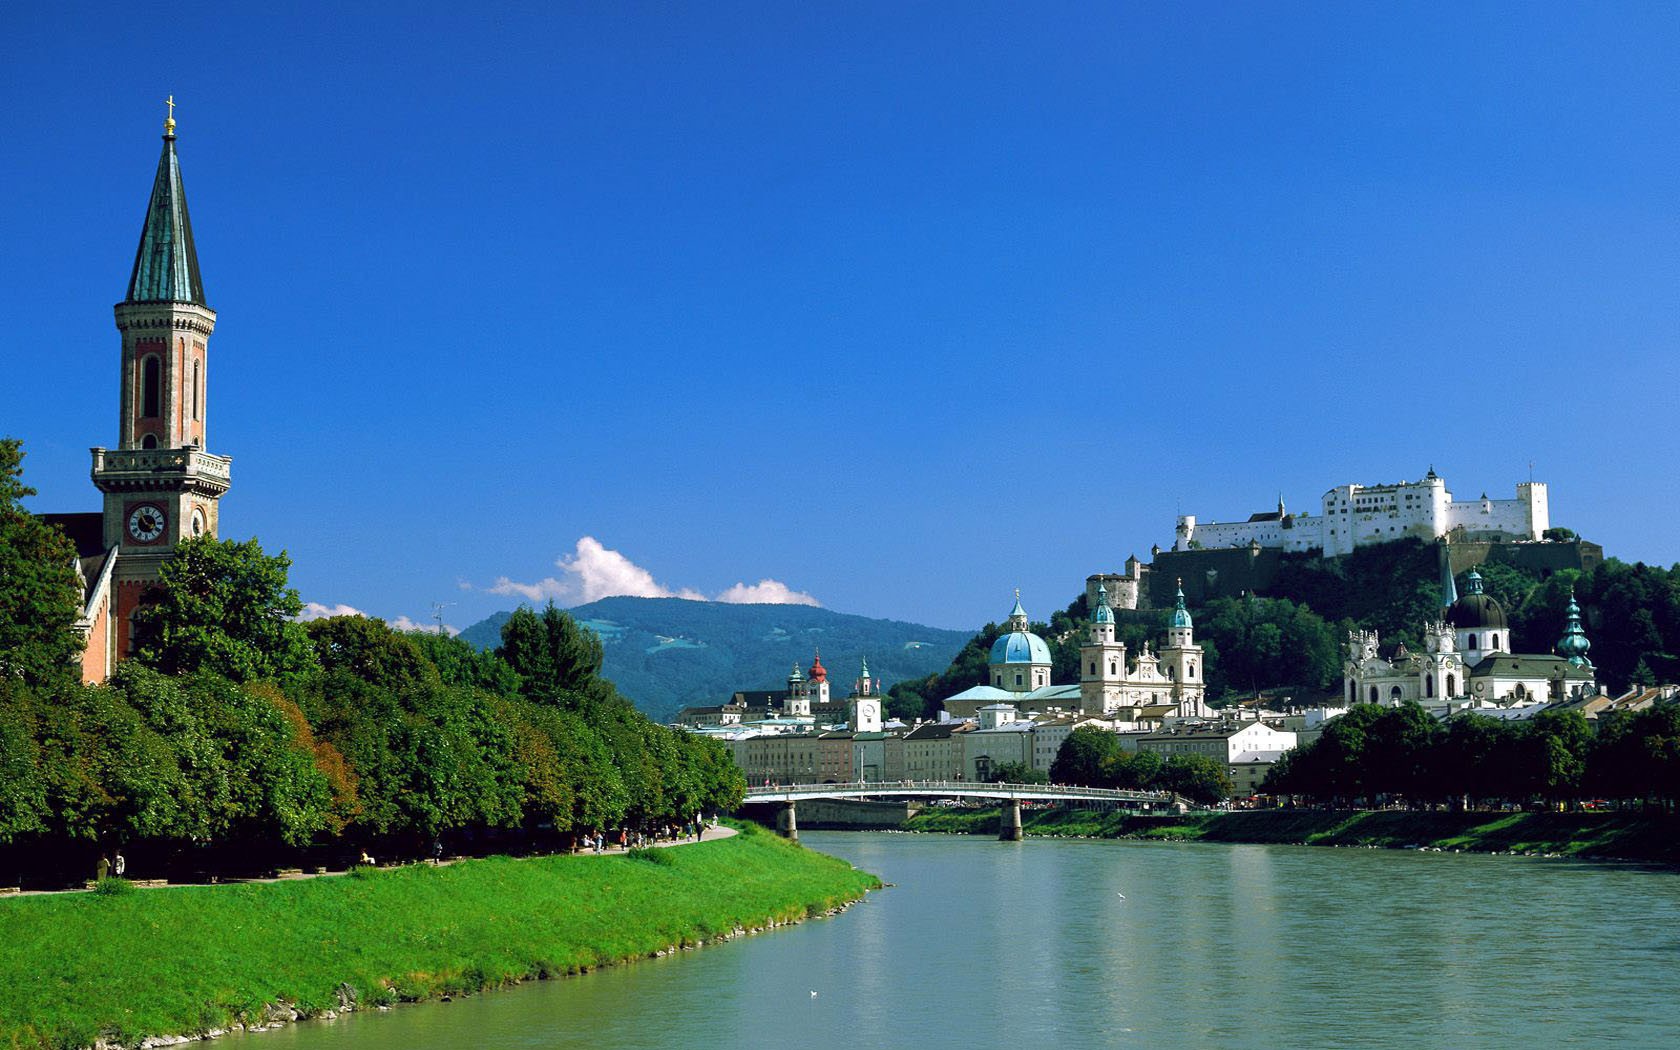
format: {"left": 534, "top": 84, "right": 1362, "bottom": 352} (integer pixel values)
{"left": 127, "top": 504, "right": 167, "bottom": 543}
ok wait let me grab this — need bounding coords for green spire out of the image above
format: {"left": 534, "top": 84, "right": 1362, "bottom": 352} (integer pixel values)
{"left": 1442, "top": 559, "right": 1459, "bottom": 608}
{"left": 1556, "top": 588, "right": 1593, "bottom": 667}
{"left": 126, "top": 117, "right": 206, "bottom": 305}
{"left": 1170, "top": 579, "right": 1193, "bottom": 629}
{"left": 1094, "top": 582, "right": 1114, "bottom": 624}
{"left": 859, "top": 655, "right": 871, "bottom": 679}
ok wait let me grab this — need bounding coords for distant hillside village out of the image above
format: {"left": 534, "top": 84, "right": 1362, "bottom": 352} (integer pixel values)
{"left": 674, "top": 470, "right": 1672, "bottom": 798}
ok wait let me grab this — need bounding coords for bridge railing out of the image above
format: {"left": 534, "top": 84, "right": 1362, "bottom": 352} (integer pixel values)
{"left": 742, "top": 779, "right": 1173, "bottom": 802}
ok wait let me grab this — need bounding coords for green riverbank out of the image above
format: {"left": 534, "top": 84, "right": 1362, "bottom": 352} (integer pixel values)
{"left": 903, "top": 807, "right": 1680, "bottom": 864}
{"left": 0, "top": 825, "right": 878, "bottom": 1050}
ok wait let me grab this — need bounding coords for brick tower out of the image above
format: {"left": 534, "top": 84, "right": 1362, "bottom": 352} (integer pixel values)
{"left": 89, "top": 102, "right": 232, "bottom": 658}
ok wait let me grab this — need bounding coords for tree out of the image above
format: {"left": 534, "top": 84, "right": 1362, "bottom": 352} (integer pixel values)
{"left": 496, "top": 603, "right": 610, "bottom": 709}
{"left": 132, "top": 536, "right": 318, "bottom": 683}
{"left": 0, "top": 438, "right": 84, "bottom": 689}
{"left": 991, "top": 760, "right": 1048, "bottom": 785}
{"left": 1157, "top": 754, "right": 1232, "bottom": 805}
{"left": 1050, "top": 727, "right": 1122, "bottom": 786}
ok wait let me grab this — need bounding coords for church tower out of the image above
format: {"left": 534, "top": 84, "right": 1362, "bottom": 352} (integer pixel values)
{"left": 91, "top": 103, "right": 232, "bottom": 657}
{"left": 847, "top": 656, "right": 883, "bottom": 733}
{"left": 1158, "top": 581, "right": 1209, "bottom": 718}
{"left": 1079, "top": 583, "right": 1128, "bottom": 714}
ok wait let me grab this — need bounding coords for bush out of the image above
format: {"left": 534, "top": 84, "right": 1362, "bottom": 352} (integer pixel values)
{"left": 92, "top": 877, "right": 135, "bottom": 897}
{"left": 626, "top": 847, "right": 675, "bottom": 866}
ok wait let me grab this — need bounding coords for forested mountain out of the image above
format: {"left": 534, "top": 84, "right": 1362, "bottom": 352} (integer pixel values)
{"left": 458, "top": 597, "right": 969, "bottom": 723}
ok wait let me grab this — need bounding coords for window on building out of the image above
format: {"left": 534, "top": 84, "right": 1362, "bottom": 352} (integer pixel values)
{"left": 141, "top": 355, "right": 161, "bottom": 418}
{"left": 1426, "top": 674, "right": 1435, "bottom": 698}
{"left": 1468, "top": 634, "right": 1478, "bottom": 650}
{"left": 1369, "top": 686, "right": 1379, "bottom": 703}
{"left": 193, "top": 360, "right": 201, "bottom": 422}
{"left": 1447, "top": 674, "right": 1457, "bottom": 695}
{"left": 140, "top": 434, "right": 158, "bottom": 449}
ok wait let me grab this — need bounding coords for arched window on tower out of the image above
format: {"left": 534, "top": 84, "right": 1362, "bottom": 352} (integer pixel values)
{"left": 1390, "top": 686, "right": 1403, "bottom": 703}
{"left": 1089, "top": 662, "right": 1096, "bottom": 676}
{"left": 1447, "top": 674, "right": 1457, "bottom": 696}
{"left": 140, "top": 434, "right": 158, "bottom": 449}
{"left": 1369, "top": 686, "right": 1379, "bottom": 703}
{"left": 1426, "top": 674, "right": 1435, "bottom": 698}
{"left": 193, "top": 360, "right": 201, "bottom": 423}
{"left": 141, "top": 355, "right": 161, "bottom": 418}
{"left": 1467, "top": 633, "right": 1478, "bottom": 651}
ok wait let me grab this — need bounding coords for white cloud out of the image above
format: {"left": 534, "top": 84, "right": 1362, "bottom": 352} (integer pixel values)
{"left": 482, "top": 536, "right": 819, "bottom": 608}
{"left": 299, "top": 601, "right": 365, "bottom": 621}
{"left": 390, "top": 615, "right": 460, "bottom": 637}
{"left": 487, "top": 575, "right": 570, "bottom": 603}
{"left": 716, "top": 579, "right": 821, "bottom": 606}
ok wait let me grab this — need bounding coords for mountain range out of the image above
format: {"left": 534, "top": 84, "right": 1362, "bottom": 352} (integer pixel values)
{"left": 456, "top": 597, "right": 971, "bottom": 723}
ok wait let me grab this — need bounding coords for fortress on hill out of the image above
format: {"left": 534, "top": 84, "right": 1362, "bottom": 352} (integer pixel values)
{"left": 1086, "top": 470, "right": 1595, "bottom": 611}
{"left": 1174, "top": 469, "right": 1546, "bottom": 558}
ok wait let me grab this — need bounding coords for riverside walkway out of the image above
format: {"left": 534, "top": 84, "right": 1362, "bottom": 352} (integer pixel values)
{"left": 743, "top": 780, "right": 1180, "bottom": 840}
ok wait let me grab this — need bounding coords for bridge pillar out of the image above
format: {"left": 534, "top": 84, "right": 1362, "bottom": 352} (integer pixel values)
{"left": 999, "top": 798, "right": 1023, "bottom": 842}
{"left": 776, "top": 800, "right": 799, "bottom": 841}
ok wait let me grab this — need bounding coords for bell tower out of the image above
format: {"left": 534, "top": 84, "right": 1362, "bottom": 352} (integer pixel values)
{"left": 91, "top": 101, "right": 233, "bottom": 656}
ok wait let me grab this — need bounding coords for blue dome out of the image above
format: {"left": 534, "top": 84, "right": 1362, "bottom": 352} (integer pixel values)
{"left": 990, "top": 630, "right": 1051, "bottom": 665}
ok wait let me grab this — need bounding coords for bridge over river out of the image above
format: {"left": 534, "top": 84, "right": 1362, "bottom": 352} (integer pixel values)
{"left": 742, "top": 780, "right": 1184, "bottom": 840}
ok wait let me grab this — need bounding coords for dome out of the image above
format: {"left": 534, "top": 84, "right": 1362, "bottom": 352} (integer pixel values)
{"left": 990, "top": 630, "right": 1052, "bottom": 666}
{"left": 1170, "top": 582, "right": 1193, "bottom": 629}
{"left": 1447, "top": 570, "right": 1508, "bottom": 630}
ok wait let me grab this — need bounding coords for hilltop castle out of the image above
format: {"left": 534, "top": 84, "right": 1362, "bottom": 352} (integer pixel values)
{"left": 1174, "top": 470, "right": 1548, "bottom": 558}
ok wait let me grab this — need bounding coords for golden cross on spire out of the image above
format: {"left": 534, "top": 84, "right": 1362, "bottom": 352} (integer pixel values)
{"left": 163, "top": 94, "right": 177, "bottom": 135}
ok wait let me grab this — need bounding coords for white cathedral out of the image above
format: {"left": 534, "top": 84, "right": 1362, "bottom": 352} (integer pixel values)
{"left": 944, "top": 587, "right": 1212, "bottom": 721}
{"left": 1344, "top": 569, "right": 1596, "bottom": 710}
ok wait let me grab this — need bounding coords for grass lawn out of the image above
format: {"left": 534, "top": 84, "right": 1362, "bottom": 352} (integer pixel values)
{"left": 0, "top": 825, "right": 878, "bottom": 1050}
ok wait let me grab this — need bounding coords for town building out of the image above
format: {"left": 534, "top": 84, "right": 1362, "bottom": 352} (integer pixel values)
{"left": 1173, "top": 469, "right": 1549, "bottom": 559}
{"left": 42, "top": 111, "right": 232, "bottom": 682}
{"left": 1138, "top": 719, "right": 1300, "bottom": 796}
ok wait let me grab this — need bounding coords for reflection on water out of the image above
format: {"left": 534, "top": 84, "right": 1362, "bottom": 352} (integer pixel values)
{"left": 239, "top": 833, "right": 1680, "bottom": 1050}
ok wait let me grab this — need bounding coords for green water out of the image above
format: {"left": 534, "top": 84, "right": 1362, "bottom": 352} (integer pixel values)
{"left": 238, "top": 832, "right": 1680, "bottom": 1049}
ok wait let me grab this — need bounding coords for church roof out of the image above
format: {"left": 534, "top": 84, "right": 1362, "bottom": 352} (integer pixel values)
{"left": 126, "top": 126, "right": 206, "bottom": 305}
{"left": 990, "top": 630, "right": 1052, "bottom": 665}
{"left": 1447, "top": 570, "right": 1507, "bottom": 630}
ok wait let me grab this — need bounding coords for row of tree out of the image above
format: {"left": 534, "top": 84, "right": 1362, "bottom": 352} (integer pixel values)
{"left": 0, "top": 442, "right": 745, "bottom": 883}
{"left": 1047, "top": 726, "right": 1234, "bottom": 805}
{"left": 1263, "top": 702, "right": 1680, "bottom": 808}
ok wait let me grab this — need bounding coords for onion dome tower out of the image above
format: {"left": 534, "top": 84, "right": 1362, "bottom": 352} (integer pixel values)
{"left": 1447, "top": 570, "right": 1508, "bottom": 664}
{"left": 807, "top": 649, "right": 830, "bottom": 705}
{"left": 1556, "top": 589, "right": 1593, "bottom": 668}
{"left": 989, "top": 591, "right": 1052, "bottom": 693}
{"left": 1080, "top": 584, "right": 1129, "bottom": 714}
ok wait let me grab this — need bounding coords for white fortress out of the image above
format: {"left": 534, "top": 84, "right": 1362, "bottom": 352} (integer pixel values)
{"left": 1174, "top": 470, "right": 1548, "bottom": 558}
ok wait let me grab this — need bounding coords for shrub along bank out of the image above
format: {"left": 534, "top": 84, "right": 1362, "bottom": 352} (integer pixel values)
{"left": 0, "top": 825, "right": 879, "bottom": 1050}
{"left": 902, "top": 807, "right": 1680, "bottom": 864}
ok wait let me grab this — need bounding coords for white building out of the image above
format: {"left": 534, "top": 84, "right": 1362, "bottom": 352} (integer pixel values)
{"left": 1174, "top": 469, "right": 1549, "bottom": 558}
{"left": 1345, "top": 570, "right": 1597, "bottom": 710}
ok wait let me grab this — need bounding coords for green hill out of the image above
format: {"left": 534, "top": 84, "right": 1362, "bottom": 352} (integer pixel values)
{"left": 457, "top": 597, "right": 969, "bottom": 723}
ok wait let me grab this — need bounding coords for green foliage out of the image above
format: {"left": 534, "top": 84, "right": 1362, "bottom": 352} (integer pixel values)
{"left": 1268, "top": 538, "right": 1442, "bottom": 652}
{"left": 1197, "top": 596, "right": 1340, "bottom": 698}
{"left": 132, "top": 536, "right": 318, "bottom": 684}
{"left": 626, "top": 845, "right": 676, "bottom": 865}
{"left": 1049, "top": 727, "right": 1121, "bottom": 786}
{"left": 92, "top": 876, "right": 135, "bottom": 897}
{"left": 0, "top": 438, "right": 84, "bottom": 689}
{"left": 988, "top": 760, "right": 1048, "bottom": 785}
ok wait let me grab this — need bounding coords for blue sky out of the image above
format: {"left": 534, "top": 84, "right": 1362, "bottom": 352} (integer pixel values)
{"left": 6, "top": 3, "right": 1677, "bottom": 632}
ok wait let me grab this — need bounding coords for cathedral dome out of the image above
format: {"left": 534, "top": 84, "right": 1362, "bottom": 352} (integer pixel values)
{"left": 990, "top": 630, "right": 1052, "bottom": 665}
{"left": 1446, "top": 570, "right": 1508, "bottom": 630}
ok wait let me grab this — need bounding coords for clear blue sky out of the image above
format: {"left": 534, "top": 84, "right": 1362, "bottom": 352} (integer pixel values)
{"left": 6, "top": 3, "right": 1677, "bottom": 632}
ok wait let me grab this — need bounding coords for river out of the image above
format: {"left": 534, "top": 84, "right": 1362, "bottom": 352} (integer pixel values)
{"left": 239, "top": 832, "right": 1680, "bottom": 1049}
